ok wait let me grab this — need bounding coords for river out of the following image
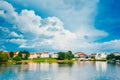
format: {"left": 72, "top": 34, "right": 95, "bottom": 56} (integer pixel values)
{"left": 0, "top": 61, "right": 120, "bottom": 80}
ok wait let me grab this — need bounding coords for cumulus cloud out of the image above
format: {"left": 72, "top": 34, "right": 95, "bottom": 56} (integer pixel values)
{"left": 0, "top": 0, "right": 119, "bottom": 53}
{"left": 9, "top": 32, "right": 23, "bottom": 38}
{"left": 9, "top": 38, "right": 26, "bottom": 45}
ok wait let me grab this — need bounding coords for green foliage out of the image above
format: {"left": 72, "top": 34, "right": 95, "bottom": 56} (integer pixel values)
{"left": 115, "top": 56, "right": 120, "bottom": 60}
{"left": 33, "top": 58, "right": 57, "bottom": 62}
{"left": 18, "top": 50, "right": 30, "bottom": 60}
{"left": 10, "top": 52, "right": 14, "bottom": 59}
{"left": 91, "top": 56, "right": 95, "bottom": 59}
{"left": 57, "top": 52, "right": 66, "bottom": 60}
{"left": 57, "top": 51, "right": 74, "bottom": 60}
{"left": 0, "top": 51, "right": 10, "bottom": 62}
{"left": 107, "top": 54, "right": 115, "bottom": 60}
{"left": 13, "top": 56, "right": 21, "bottom": 61}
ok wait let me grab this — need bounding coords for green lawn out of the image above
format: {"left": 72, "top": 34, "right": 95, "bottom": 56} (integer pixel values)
{"left": 33, "top": 58, "right": 57, "bottom": 62}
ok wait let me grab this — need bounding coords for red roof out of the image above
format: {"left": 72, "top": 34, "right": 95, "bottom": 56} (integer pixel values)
{"left": 76, "top": 52, "right": 87, "bottom": 57}
{"left": 42, "top": 52, "right": 48, "bottom": 54}
{"left": 14, "top": 52, "right": 19, "bottom": 56}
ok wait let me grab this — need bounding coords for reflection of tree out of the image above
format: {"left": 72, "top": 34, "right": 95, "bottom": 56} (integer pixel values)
{"left": 58, "top": 63, "right": 73, "bottom": 67}
{"left": 0, "top": 65, "right": 9, "bottom": 74}
{"left": 14, "top": 64, "right": 29, "bottom": 73}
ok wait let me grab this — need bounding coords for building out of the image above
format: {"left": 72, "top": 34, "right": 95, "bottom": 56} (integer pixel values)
{"left": 89, "top": 53, "right": 97, "bottom": 60}
{"left": 40, "top": 52, "right": 49, "bottom": 58}
{"left": 74, "top": 52, "right": 88, "bottom": 61}
{"left": 14, "top": 51, "right": 19, "bottom": 57}
{"left": 111, "top": 52, "right": 120, "bottom": 56}
{"left": 29, "top": 53, "right": 38, "bottom": 59}
{"left": 51, "top": 53, "right": 58, "bottom": 58}
{"left": 95, "top": 52, "right": 107, "bottom": 60}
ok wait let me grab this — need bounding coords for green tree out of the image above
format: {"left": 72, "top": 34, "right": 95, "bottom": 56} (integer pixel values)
{"left": 115, "top": 56, "right": 120, "bottom": 60}
{"left": 18, "top": 50, "right": 30, "bottom": 60}
{"left": 0, "top": 51, "right": 10, "bottom": 62}
{"left": 9, "top": 52, "right": 14, "bottom": 59}
{"left": 107, "top": 54, "right": 115, "bottom": 60}
{"left": 57, "top": 52, "right": 65, "bottom": 60}
{"left": 57, "top": 51, "right": 74, "bottom": 60}
{"left": 13, "top": 56, "right": 21, "bottom": 61}
{"left": 65, "top": 51, "right": 74, "bottom": 60}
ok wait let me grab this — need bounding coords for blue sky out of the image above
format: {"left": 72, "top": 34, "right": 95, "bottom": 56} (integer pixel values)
{"left": 0, "top": 0, "right": 120, "bottom": 53}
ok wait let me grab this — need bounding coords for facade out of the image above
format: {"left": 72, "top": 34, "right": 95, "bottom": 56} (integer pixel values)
{"left": 29, "top": 53, "right": 38, "bottom": 59}
{"left": 51, "top": 53, "right": 58, "bottom": 58}
{"left": 14, "top": 51, "right": 19, "bottom": 57}
{"left": 40, "top": 52, "right": 49, "bottom": 58}
{"left": 74, "top": 52, "right": 88, "bottom": 61}
{"left": 111, "top": 52, "right": 120, "bottom": 56}
{"left": 95, "top": 52, "right": 107, "bottom": 60}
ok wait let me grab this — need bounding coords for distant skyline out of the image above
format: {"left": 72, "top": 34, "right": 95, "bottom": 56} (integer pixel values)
{"left": 0, "top": 0, "right": 120, "bottom": 53}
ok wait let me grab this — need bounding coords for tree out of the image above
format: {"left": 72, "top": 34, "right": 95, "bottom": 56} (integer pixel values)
{"left": 115, "top": 56, "right": 120, "bottom": 60}
{"left": 0, "top": 51, "right": 10, "bottom": 62}
{"left": 18, "top": 50, "right": 30, "bottom": 60}
{"left": 57, "top": 52, "right": 65, "bottom": 60}
{"left": 107, "top": 54, "right": 115, "bottom": 60}
{"left": 57, "top": 51, "right": 74, "bottom": 60}
{"left": 65, "top": 51, "right": 74, "bottom": 60}
{"left": 9, "top": 52, "right": 14, "bottom": 59}
{"left": 13, "top": 56, "right": 21, "bottom": 61}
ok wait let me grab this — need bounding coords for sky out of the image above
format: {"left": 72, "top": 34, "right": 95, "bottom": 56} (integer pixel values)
{"left": 0, "top": 0, "right": 120, "bottom": 54}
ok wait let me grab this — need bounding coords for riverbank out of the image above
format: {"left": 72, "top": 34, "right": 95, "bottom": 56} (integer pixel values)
{"left": 1, "top": 58, "right": 120, "bottom": 65}
{"left": 0, "top": 58, "right": 75, "bottom": 65}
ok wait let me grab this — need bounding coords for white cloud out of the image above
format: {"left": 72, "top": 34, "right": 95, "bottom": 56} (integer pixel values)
{"left": 0, "top": 0, "right": 120, "bottom": 53}
{"left": 9, "top": 32, "right": 23, "bottom": 38}
{"left": 9, "top": 38, "right": 26, "bottom": 45}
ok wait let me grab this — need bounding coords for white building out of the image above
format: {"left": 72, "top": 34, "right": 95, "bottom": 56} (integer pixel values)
{"left": 95, "top": 52, "right": 107, "bottom": 60}
{"left": 40, "top": 52, "right": 49, "bottom": 58}
{"left": 29, "top": 53, "right": 38, "bottom": 59}
{"left": 51, "top": 54, "right": 58, "bottom": 58}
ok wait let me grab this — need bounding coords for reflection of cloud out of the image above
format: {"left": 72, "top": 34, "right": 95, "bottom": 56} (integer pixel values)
{"left": 95, "top": 61, "right": 107, "bottom": 72}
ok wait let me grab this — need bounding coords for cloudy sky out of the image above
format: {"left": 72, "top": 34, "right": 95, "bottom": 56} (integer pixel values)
{"left": 0, "top": 0, "right": 120, "bottom": 53}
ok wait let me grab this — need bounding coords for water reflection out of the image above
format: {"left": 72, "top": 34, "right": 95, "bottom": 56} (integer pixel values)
{"left": 95, "top": 61, "right": 107, "bottom": 72}
{"left": 0, "top": 62, "right": 120, "bottom": 80}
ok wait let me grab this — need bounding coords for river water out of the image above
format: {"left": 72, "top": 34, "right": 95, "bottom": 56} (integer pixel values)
{"left": 0, "top": 61, "right": 120, "bottom": 80}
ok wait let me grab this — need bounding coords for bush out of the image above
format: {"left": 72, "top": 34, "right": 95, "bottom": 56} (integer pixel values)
{"left": 0, "top": 51, "right": 10, "bottom": 62}
{"left": 57, "top": 51, "right": 74, "bottom": 60}
{"left": 13, "top": 56, "right": 21, "bottom": 61}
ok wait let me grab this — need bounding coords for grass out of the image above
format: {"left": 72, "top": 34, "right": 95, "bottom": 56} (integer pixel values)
{"left": 0, "top": 58, "right": 75, "bottom": 65}
{"left": 33, "top": 58, "right": 57, "bottom": 62}
{"left": 32, "top": 58, "right": 75, "bottom": 63}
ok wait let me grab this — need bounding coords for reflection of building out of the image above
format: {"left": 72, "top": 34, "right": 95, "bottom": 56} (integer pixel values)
{"left": 29, "top": 63, "right": 38, "bottom": 71}
{"left": 95, "top": 52, "right": 107, "bottom": 60}
{"left": 40, "top": 63, "right": 49, "bottom": 71}
{"left": 95, "top": 61, "right": 107, "bottom": 72}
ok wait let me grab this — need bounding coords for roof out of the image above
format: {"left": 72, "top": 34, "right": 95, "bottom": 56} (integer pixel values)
{"left": 42, "top": 52, "right": 49, "bottom": 54}
{"left": 75, "top": 52, "right": 88, "bottom": 57}
{"left": 90, "top": 53, "right": 97, "bottom": 56}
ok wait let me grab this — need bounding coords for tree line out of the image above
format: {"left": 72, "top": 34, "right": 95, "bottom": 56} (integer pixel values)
{"left": 57, "top": 51, "right": 74, "bottom": 60}
{"left": 0, "top": 50, "right": 30, "bottom": 62}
